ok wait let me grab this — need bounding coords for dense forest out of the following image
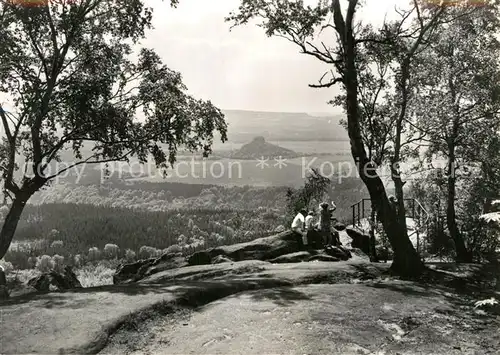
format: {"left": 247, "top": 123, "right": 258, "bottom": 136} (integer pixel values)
{"left": 1, "top": 178, "right": 368, "bottom": 269}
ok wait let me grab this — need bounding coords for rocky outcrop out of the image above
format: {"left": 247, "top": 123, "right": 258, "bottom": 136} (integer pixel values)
{"left": 28, "top": 266, "right": 82, "bottom": 292}
{"left": 269, "top": 247, "right": 350, "bottom": 264}
{"left": 231, "top": 136, "right": 298, "bottom": 160}
{"left": 187, "top": 230, "right": 302, "bottom": 266}
{"left": 308, "top": 254, "right": 341, "bottom": 262}
{"left": 211, "top": 255, "right": 233, "bottom": 264}
{"left": 113, "top": 252, "right": 187, "bottom": 284}
{"left": 188, "top": 251, "right": 212, "bottom": 266}
{"left": 324, "top": 245, "right": 352, "bottom": 261}
{"left": 115, "top": 230, "right": 357, "bottom": 284}
{"left": 269, "top": 251, "right": 313, "bottom": 264}
{"left": 345, "top": 227, "right": 371, "bottom": 255}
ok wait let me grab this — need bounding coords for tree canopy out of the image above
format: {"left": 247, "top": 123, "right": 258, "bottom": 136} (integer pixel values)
{"left": 0, "top": 0, "right": 227, "bottom": 258}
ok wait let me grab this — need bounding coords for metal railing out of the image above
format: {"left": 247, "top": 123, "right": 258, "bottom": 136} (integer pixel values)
{"left": 350, "top": 198, "right": 430, "bottom": 255}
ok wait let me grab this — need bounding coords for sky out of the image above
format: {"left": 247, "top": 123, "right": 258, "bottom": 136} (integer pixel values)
{"left": 143, "top": 0, "right": 402, "bottom": 114}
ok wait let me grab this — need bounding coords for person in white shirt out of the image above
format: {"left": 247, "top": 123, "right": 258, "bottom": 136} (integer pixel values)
{"left": 305, "top": 211, "right": 315, "bottom": 230}
{"left": 291, "top": 209, "right": 307, "bottom": 247}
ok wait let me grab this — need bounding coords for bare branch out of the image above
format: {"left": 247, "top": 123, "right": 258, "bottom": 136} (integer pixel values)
{"left": 309, "top": 72, "right": 343, "bottom": 88}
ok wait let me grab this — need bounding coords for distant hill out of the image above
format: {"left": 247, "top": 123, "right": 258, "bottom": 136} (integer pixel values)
{"left": 218, "top": 110, "right": 347, "bottom": 143}
{"left": 231, "top": 136, "right": 298, "bottom": 160}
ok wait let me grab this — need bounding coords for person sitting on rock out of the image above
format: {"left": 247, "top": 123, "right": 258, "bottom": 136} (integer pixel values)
{"left": 304, "top": 211, "right": 316, "bottom": 248}
{"left": 291, "top": 208, "right": 307, "bottom": 248}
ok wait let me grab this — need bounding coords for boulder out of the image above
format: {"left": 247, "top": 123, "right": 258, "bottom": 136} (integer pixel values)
{"left": 0, "top": 268, "right": 8, "bottom": 300}
{"left": 270, "top": 251, "right": 313, "bottom": 264}
{"left": 28, "top": 266, "right": 82, "bottom": 292}
{"left": 188, "top": 230, "right": 302, "bottom": 266}
{"left": 0, "top": 267, "right": 6, "bottom": 286}
{"left": 211, "top": 255, "right": 233, "bottom": 264}
{"left": 345, "top": 227, "right": 371, "bottom": 255}
{"left": 188, "top": 251, "right": 213, "bottom": 266}
{"left": 113, "top": 252, "right": 187, "bottom": 284}
{"left": 0, "top": 285, "right": 9, "bottom": 300}
{"left": 273, "top": 225, "right": 286, "bottom": 233}
{"left": 114, "top": 259, "right": 155, "bottom": 284}
{"left": 308, "top": 254, "right": 341, "bottom": 262}
{"left": 324, "top": 245, "right": 352, "bottom": 261}
{"left": 348, "top": 247, "right": 371, "bottom": 261}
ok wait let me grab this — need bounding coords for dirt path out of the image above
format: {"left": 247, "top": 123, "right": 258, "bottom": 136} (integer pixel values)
{"left": 102, "top": 283, "right": 500, "bottom": 355}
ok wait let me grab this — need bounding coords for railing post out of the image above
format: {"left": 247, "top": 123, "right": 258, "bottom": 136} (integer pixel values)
{"left": 352, "top": 205, "right": 355, "bottom": 226}
{"left": 417, "top": 229, "right": 420, "bottom": 255}
{"left": 362, "top": 199, "right": 365, "bottom": 221}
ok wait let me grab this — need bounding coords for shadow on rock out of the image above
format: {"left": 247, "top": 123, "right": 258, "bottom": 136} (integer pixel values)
{"left": 245, "top": 286, "right": 312, "bottom": 306}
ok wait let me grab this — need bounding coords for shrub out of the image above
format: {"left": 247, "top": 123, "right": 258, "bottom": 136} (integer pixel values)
{"left": 274, "top": 225, "right": 286, "bottom": 233}
{"left": 4, "top": 250, "right": 29, "bottom": 270}
{"left": 52, "top": 255, "right": 65, "bottom": 272}
{"left": 124, "top": 249, "right": 136, "bottom": 262}
{"left": 73, "top": 254, "right": 83, "bottom": 268}
{"left": 28, "top": 256, "right": 37, "bottom": 269}
{"left": 50, "top": 240, "right": 64, "bottom": 249}
{"left": 177, "top": 234, "right": 188, "bottom": 246}
{"left": 48, "top": 229, "right": 61, "bottom": 239}
{"left": 138, "top": 246, "right": 159, "bottom": 259}
{"left": 165, "top": 244, "right": 182, "bottom": 254}
{"left": 76, "top": 262, "right": 115, "bottom": 288}
{"left": 103, "top": 244, "right": 119, "bottom": 259}
{"left": 225, "top": 226, "right": 236, "bottom": 238}
{"left": 36, "top": 255, "right": 54, "bottom": 273}
{"left": 0, "top": 260, "right": 14, "bottom": 274}
{"left": 88, "top": 247, "right": 101, "bottom": 261}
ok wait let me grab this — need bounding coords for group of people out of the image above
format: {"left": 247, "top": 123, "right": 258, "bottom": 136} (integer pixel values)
{"left": 291, "top": 201, "right": 340, "bottom": 249}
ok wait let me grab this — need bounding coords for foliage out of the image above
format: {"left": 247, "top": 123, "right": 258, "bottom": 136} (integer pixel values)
{"left": 286, "top": 168, "right": 331, "bottom": 215}
{"left": 35, "top": 255, "right": 53, "bottom": 273}
{"left": 124, "top": 249, "right": 136, "bottom": 263}
{"left": 0, "top": 260, "right": 13, "bottom": 274}
{"left": 75, "top": 261, "right": 117, "bottom": 288}
{"left": 103, "top": 244, "right": 119, "bottom": 259}
{"left": 411, "top": 5, "right": 500, "bottom": 261}
{"left": 52, "top": 254, "right": 65, "bottom": 272}
{"left": 0, "top": 0, "right": 227, "bottom": 259}
{"left": 226, "top": 0, "right": 456, "bottom": 275}
{"left": 73, "top": 254, "right": 82, "bottom": 268}
{"left": 474, "top": 298, "right": 499, "bottom": 308}
{"left": 138, "top": 245, "right": 161, "bottom": 259}
{"left": 88, "top": 247, "right": 101, "bottom": 262}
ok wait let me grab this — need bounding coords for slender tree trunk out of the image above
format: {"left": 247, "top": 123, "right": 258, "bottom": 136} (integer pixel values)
{"left": 330, "top": 0, "right": 424, "bottom": 276}
{"left": 369, "top": 206, "right": 378, "bottom": 262}
{"left": 342, "top": 30, "right": 424, "bottom": 277}
{"left": 0, "top": 175, "right": 44, "bottom": 260}
{"left": 393, "top": 175, "right": 408, "bottom": 238}
{"left": 0, "top": 194, "right": 29, "bottom": 259}
{"left": 446, "top": 151, "right": 471, "bottom": 263}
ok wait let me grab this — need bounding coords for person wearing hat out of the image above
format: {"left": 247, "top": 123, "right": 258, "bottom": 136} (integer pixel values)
{"left": 318, "top": 202, "right": 336, "bottom": 246}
